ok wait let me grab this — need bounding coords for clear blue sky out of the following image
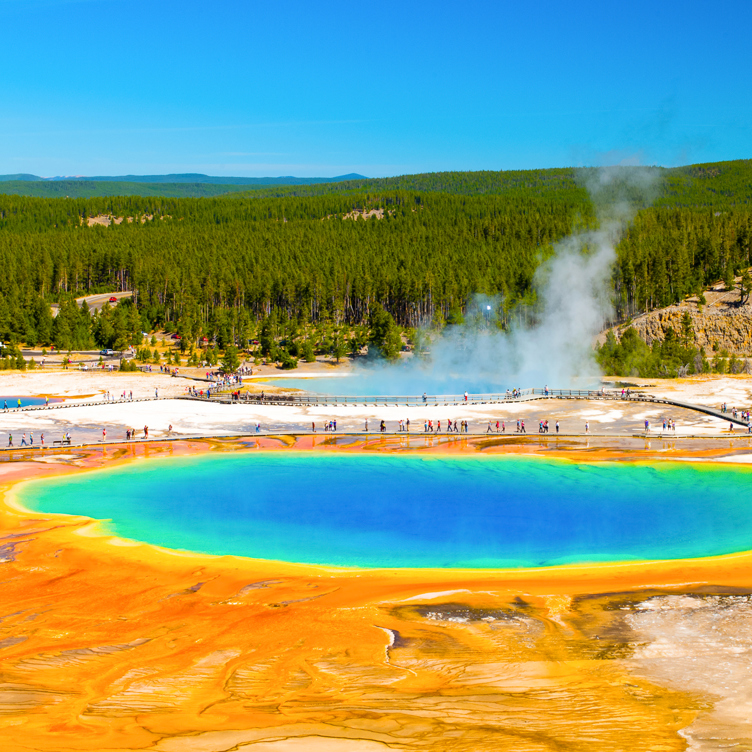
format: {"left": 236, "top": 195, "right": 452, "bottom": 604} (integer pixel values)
{"left": 1, "top": 0, "right": 749, "bottom": 177}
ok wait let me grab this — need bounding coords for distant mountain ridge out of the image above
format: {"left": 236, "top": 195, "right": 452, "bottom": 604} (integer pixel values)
{"left": 0, "top": 173, "right": 367, "bottom": 185}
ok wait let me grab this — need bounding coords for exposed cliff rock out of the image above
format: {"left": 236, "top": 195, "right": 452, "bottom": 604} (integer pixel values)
{"left": 623, "top": 305, "right": 752, "bottom": 356}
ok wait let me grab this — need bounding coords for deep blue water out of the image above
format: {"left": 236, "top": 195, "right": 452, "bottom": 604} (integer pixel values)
{"left": 16, "top": 454, "right": 752, "bottom": 568}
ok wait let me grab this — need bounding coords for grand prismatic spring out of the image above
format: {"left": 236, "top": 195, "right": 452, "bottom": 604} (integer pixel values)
{"left": 4, "top": 432, "right": 752, "bottom": 751}
{"left": 16, "top": 454, "right": 752, "bottom": 568}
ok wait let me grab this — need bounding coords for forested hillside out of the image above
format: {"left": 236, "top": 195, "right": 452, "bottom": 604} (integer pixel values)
{"left": 0, "top": 173, "right": 368, "bottom": 199}
{"left": 0, "top": 179, "right": 254, "bottom": 199}
{"left": 0, "top": 160, "right": 750, "bottom": 361}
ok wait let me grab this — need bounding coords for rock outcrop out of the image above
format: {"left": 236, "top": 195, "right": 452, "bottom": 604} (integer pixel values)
{"left": 623, "top": 305, "right": 752, "bottom": 356}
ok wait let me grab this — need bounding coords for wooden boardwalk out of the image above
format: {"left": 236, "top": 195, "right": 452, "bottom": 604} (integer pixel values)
{"left": 2, "top": 386, "right": 749, "bottom": 429}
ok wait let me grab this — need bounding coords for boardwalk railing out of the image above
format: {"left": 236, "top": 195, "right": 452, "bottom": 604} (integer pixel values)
{"left": 194, "top": 387, "right": 625, "bottom": 407}
{"left": 192, "top": 388, "right": 752, "bottom": 427}
{"left": 3, "top": 387, "right": 749, "bottom": 428}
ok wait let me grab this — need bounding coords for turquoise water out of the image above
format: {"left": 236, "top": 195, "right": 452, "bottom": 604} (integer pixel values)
{"left": 0, "top": 396, "right": 53, "bottom": 408}
{"left": 261, "top": 375, "right": 511, "bottom": 395}
{"left": 16, "top": 454, "right": 752, "bottom": 568}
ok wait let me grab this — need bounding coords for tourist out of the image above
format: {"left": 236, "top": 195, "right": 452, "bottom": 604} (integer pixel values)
{"left": 29, "top": 433, "right": 33, "bottom": 445}
{"left": 555, "top": 420, "right": 559, "bottom": 434}
{"left": 144, "top": 426, "right": 149, "bottom": 439}
{"left": 312, "top": 422, "right": 316, "bottom": 432}
{"left": 102, "top": 428, "right": 107, "bottom": 442}
{"left": 7, "top": 434, "right": 11, "bottom": 447}
{"left": 501, "top": 420, "right": 505, "bottom": 433}
{"left": 585, "top": 421, "right": 589, "bottom": 434}
{"left": 40, "top": 433, "right": 44, "bottom": 447}
{"left": 21, "top": 433, "right": 27, "bottom": 446}
{"left": 464, "top": 391, "right": 468, "bottom": 402}
{"left": 406, "top": 418, "right": 410, "bottom": 432}
{"left": 520, "top": 420, "right": 525, "bottom": 434}
{"left": 364, "top": 418, "right": 368, "bottom": 432}
{"left": 487, "top": 421, "right": 493, "bottom": 433}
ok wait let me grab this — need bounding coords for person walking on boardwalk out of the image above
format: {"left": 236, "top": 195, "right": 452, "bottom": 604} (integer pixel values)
{"left": 406, "top": 418, "right": 410, "bottom": 432}
{"left": 102, "top": 428, "right": 106, "bottom": 442}
{"left": 520, "top": 420, "right": 526, "bottom": 434}
{"left": 487, "top": 421, "right": 493, "bottom": 433}
{"left": 40, "top": 433, "right": 44, "bottom": 448}
{"left": 7, "top": 434, "right": 11, "bottom": 447}
{"left": 556, "top": 420, "right": 560, "bottom": 434}
{"left": 29, "top": 433, "right": 33, "bottom": 445}
{"left": 17, "top": 399, "right": 21, "bottom": 408}
{"left": 144, "top": 426, "right": 149, "bottom": 439}
{"left": 21, "top": 433, "right": 27, "bottom": 446}
{"left": 585, "top": 421, "right": 589, "bottom": 434}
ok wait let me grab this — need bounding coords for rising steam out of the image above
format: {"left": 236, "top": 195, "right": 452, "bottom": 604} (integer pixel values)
{"left": 348, "top": 166, "right": 659, "bottom": 394}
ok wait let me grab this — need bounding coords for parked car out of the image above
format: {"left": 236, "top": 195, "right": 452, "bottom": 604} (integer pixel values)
{"left": 171, "top": 334, "right": 182, "bottom": 340}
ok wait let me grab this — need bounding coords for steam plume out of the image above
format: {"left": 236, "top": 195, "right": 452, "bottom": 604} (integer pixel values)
{"left": 348, "top": 166, "right": 659, "bottom": 394}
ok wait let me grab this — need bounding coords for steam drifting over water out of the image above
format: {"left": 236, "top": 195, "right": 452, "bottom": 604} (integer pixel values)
{"left": 348, "top": 225, "right": 619, "bottom": 395}
{"left": 342, "top": 165, "right": 659, "bottom": 396}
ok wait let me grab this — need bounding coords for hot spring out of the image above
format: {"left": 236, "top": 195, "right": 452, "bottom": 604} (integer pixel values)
{"left": 16, "top": 454, "right": 752, "bottom": 568}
